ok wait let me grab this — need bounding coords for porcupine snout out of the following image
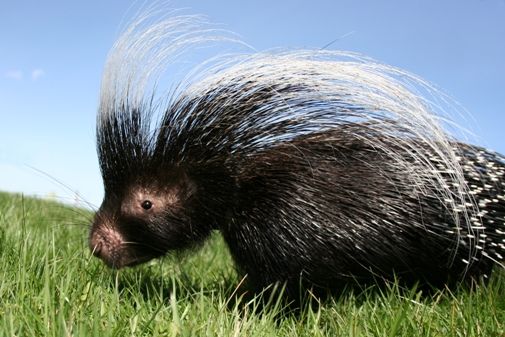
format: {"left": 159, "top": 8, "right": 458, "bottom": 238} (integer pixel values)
{"left": 88, "top": 214, "right": 128, "bottom": 268}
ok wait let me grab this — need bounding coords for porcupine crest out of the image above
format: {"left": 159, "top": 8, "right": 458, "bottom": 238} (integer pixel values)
{"left": 91, "top": 9, "right": 505, "bottom": 290}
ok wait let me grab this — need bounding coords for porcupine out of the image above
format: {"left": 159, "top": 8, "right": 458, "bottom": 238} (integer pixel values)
{"left": 89, "top": 11, "right": 505, "bottom": 296}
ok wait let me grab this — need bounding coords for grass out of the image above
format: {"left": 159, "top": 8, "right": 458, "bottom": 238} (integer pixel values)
{"left": 0, "top": 191, "right": 504, "bottom": 336}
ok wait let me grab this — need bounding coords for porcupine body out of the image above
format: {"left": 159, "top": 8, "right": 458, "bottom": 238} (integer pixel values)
{"left": 89, "top": 12, "right": 505, "bottom": 295}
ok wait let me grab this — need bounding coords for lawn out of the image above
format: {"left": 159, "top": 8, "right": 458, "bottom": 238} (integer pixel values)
{"left": 0, "top": 191, "right": 504, "bottom": 336}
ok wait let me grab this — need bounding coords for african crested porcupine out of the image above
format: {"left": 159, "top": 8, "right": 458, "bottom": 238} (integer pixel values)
{"left": 89, "top": 11, "right": 505, "bottom": 295}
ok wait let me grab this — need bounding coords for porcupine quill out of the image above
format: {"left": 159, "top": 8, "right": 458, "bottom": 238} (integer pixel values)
{"left": 89, "top": 10, "right": 505, "bottom": 297}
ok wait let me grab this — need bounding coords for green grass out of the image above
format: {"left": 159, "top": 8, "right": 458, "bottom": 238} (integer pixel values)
{"left": 0, "top": 191, "right": 504, "bottom": 336}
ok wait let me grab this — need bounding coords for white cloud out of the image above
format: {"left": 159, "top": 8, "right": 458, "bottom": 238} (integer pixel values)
{"left": 31, "top": 68, "right": 45, "bottom": 81}
{"left": 3, "top": 68, "right": 46, "bottom": 81}
{"left": 5, "top": 69, "right": 23, "bottom": 80}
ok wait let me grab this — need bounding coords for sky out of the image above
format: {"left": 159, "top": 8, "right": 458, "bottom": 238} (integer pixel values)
{"left": 1, "top": 0, "right": 504, "bottom": 208}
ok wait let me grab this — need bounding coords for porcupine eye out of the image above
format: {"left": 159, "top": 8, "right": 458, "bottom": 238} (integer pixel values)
{"left": 141, "top": 200, "right": 152, "bottom": 210}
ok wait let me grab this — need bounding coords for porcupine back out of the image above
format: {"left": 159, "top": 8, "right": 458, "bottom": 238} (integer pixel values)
{"left": 95, "top": 11, "right": 505, "bottom": 293}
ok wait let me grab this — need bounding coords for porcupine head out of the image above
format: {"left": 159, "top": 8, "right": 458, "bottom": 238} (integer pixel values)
{"left": 89, "top": 12, "right": 238, "bottom": 269}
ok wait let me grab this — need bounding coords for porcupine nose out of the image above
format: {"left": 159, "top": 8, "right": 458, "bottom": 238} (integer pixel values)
{"left": 89, "top": 233, "right": 103, "bottom": 258}
{"left": 88, "top": 225, "right": 128, "bottom": 268}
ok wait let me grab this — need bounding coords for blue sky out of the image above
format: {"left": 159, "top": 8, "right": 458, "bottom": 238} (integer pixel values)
{"left": 1, "top": 0, "right": 504, "bottom": 207}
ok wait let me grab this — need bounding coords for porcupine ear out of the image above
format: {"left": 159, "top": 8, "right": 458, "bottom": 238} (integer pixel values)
{"left": 96, "top": 7, "right": 244, "bottom": 192}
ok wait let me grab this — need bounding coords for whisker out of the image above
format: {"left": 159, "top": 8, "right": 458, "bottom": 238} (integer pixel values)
{"left": 26, "top": 165, "right": 99, "bottom": 211}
